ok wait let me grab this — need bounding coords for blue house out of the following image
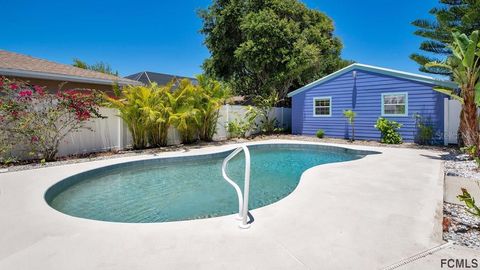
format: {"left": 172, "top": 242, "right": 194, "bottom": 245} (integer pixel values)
{"left": 288, "top": 64, "right": 457, "bottom": 143}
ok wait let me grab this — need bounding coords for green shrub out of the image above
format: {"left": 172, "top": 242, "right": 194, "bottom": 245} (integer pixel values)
{"left": 461, "top": 145, "right": 477, "bottom": 158}
{"left": 374, "top": 117, "right": 402, "bottom": 144}
{"left": 460, "top": 145, "right": 480, "bottom": 168}
{"left": 227, "top": 120, "right": 246, "bottom": 138}
{"left": 227, "top": 106, "right": 258, "bottom": 138}
{"left": 252, "top": 92, "right": 280, "bottom": 134}
{"left": 414, "top": 113, "right": 434, "bottom": 145}
{"left": 417, "top": 124, "right": 434, "bottom": 144}
{"left": 316, "top": 129, "right": 325, "bottom": 138}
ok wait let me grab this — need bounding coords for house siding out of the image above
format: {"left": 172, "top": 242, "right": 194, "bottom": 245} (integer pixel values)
{"left": 291, "top": 69, "right": 446, "bottom": 142}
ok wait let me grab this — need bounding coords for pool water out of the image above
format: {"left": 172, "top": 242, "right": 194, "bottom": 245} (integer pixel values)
{"left": 46, "top": 144, "right": 370, "bottom": 223}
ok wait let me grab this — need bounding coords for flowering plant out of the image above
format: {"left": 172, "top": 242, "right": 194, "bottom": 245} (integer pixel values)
{"left": 0, "top": 77, "right": 103, "bottom": 162}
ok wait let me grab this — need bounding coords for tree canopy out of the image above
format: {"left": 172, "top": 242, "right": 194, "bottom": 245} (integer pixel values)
{"left": 199, "top": 0, "right": 348, "bottom": 99}
{"left": 72, "top": 58, "right": 119, "bottom": 76}
{"left": 411, "top": 0, "right": 480, "bottom": 76}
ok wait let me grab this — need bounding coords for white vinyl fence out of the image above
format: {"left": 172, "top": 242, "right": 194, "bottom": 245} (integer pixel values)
{"left": 443, "top": 98, "right": 461, "bottom": 145}
{"left": 57, "top": 105, "right": 291, "bottom": 157}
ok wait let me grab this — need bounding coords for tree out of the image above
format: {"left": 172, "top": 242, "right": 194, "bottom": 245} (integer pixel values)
{"left": 426, "top": 31, "right": 480, "bottom": 147}
{"left": 199, "top": 0, "right": 345, "bottom": 99}
{"left": 73, "top": 58, "right": 119, "bottom": 76}
{"left": 343, "top": 109, "right": 356, "bottom": 142}
{"left": 411, "top": 0, "right": 480, "bottom": 76}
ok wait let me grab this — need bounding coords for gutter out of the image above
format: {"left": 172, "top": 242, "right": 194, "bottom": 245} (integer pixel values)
{"left": 0, "top": 68, "right": 143, "bottom": 86}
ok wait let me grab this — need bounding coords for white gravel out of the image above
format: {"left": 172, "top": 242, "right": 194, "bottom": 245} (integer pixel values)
{"left": 444, "top": 152, "right": 480, "bottom": 180}
{"left": 444, "top": 202, "right": 480, "bottom": 249}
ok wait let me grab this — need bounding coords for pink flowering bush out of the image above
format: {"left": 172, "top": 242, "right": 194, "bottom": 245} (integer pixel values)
{"left": 0, "top": 77, "right": 103, "bottom": 162}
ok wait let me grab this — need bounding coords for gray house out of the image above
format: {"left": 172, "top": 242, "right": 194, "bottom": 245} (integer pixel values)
{"left": 126, "top": 71, "right": 197, "bottom": 86}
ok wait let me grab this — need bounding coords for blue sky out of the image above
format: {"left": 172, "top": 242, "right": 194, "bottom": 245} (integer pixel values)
{"left": 1, "top": 0, "right": 439, "bottom": 78}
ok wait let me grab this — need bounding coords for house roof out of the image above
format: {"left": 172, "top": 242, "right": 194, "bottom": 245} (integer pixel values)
{"left": 287, "top": 63, "right": 458, "bottom": 97}
{"left": 0, "top": 49, "right": 141, "bottom": 86}
{"left": 125, "top": 71, "right": 198, "bottom": 86}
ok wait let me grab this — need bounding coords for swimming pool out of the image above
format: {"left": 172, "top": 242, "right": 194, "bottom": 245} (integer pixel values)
{"left": 45, "top": 144, "right": 372, "bottom": 223}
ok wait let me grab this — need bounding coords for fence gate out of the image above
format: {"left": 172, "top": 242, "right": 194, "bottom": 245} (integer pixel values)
{"left": 444, "top": 98, "right": 461, "bottom": 145}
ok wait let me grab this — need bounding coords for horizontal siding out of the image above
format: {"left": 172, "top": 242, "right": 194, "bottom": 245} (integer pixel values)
{"left": 291, "top": 69, "right": 446, "bottom": 142}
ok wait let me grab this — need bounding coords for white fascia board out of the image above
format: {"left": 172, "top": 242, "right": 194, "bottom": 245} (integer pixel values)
{"left": 287, "top": 63, "right": 458, "bottom": 97}
{"left": 0, "top": 68, "right": 143, "bottom": 86}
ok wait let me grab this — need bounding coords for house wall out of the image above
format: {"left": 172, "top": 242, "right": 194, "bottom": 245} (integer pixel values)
{"left": 291, "top": 69, "right": 447, "bottom": 142}
{"left": 6, "top": 76, "right": 115, "bottom": 93}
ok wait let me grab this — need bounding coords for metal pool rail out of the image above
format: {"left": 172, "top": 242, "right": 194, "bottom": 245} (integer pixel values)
{"left": 221, "top": 145, "right": 251, "bottom": 229}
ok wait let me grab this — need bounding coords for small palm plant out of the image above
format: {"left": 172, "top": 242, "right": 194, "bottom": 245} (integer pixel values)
{"left": 343, "top": 109, "right": 356, "bottom": 141}
{"left": 458, "top": 188, "right": 480, "bottom": 217}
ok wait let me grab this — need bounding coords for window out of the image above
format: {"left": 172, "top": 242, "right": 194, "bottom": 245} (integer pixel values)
{"left": 313, "top": 97, "right": 331, "bottom": 116}
{"left": 382, "top": 93, "right": 408, "bottom": 116}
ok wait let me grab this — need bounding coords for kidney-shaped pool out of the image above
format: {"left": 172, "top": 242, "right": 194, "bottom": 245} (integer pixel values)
{"left": 45, "top": 144, "right": 375, "bottom": 223}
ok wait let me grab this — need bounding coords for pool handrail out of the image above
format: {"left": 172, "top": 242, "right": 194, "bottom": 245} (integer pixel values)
{"left": 221, "top": 145, "right": 251, "bottom": 229}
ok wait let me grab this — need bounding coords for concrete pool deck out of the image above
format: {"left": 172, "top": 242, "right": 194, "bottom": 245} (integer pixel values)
{"left": 0, "top": 139, "right": 477, "bottom": 269}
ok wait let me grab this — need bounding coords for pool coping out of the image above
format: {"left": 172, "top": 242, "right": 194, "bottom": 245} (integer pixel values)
{"left": 0, "top": 139, "right": 457, "bottom": 269}
{"left": 43, "top": 142, "right": 380, "bottom": 224}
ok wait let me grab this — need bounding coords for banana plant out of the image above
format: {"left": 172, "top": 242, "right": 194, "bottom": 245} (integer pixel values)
{"left": 426, "top": 31, "right": 480, "bottom": 147}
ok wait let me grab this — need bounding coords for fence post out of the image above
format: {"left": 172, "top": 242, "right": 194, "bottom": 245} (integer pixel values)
{"left": 280, "top": 107, "right": 284, "bottom": 128}
{"left": 444, "top": 98, "right": 449, "bottom": 146}
{"left": 226, "top": 104, "right": 230, "bottom": 123}
{"left": 117, "top": 110, "right": 123, "bottom": 150}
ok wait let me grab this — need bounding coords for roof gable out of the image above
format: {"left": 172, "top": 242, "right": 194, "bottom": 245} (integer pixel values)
{"left": 287, "top": 63, "right": 457, "bottom": 97}
{"left": 125, "top": 71, "right": 197, "bottom": 85}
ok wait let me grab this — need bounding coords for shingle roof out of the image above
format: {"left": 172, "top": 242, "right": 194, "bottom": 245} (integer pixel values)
{"left": 0, "top": 49, "right": 141, "bottom": 86}
{"left": 126, "top": 71, "right": 197, "bottom": 86}
{"left": 287, "top": 63, "right": 458, "bottom": 97}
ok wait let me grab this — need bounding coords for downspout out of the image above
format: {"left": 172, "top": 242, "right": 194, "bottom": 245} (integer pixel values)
{"left": 352, "top": 70, "right": 357, "bottom": 109}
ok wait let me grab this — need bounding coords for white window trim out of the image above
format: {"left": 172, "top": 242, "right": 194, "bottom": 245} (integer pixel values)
{"left": 381, "top": 92, "right": 408, "bottom": 117}
{"left": 313, "top": 97, "right": 332, "bottom": 117}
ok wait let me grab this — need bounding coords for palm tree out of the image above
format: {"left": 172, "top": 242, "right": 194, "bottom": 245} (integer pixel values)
{"left": 104, "top": 85, "right": 149, "bottom": 149}
{"left": 196, "top": 75, "right": 231, "bottom": 141}
{"left": 343, "top": 109, "right": 356, "bottom": 142}
{"left": 427, "top": 30, "right": 480, "bottom": 147}
{"left": 137, "top": 83, "right": 173, "bottom": 147}
{"left": 168, "top": 79, "right": 201, "bottom": 144}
